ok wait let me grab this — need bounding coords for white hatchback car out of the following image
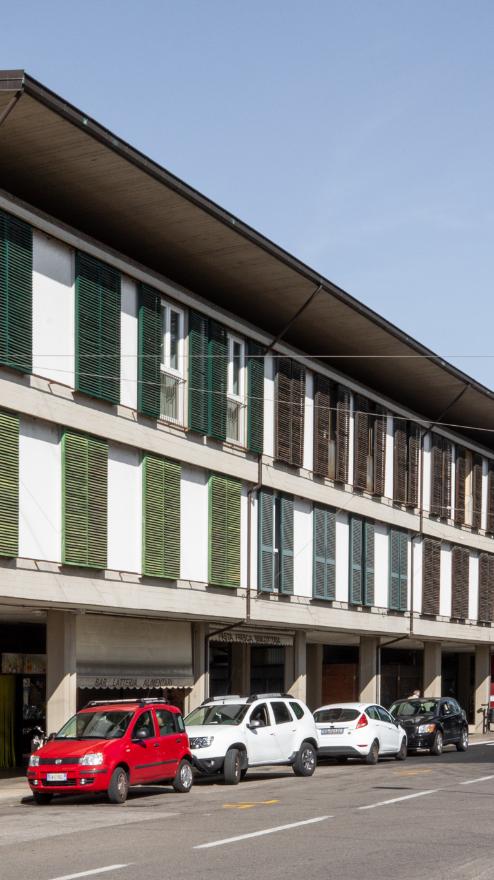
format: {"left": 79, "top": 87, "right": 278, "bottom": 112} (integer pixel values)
{"left": 185, "top": 693, "right": 318, "bottom": 784}
{"left": 314, "top": 702, "right": 407, "bottom": 764}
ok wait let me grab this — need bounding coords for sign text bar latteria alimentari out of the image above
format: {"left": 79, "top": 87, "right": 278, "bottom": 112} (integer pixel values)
{"left": 77, "top": 675, "right": 194, "bottom": 689}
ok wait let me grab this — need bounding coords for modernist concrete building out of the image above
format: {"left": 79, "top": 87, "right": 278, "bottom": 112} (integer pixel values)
{"left": 0, "top": 70, "right": 493, "bottom": 767}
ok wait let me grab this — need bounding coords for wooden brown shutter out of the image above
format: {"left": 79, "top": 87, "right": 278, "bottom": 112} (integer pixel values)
{"left": 393, "top": 419, "right": 407, "bottom": 505}
{"left": 373, "top": 407, "right": 386, "bottom": 497}
{"left": 442, "top": 441, "right": 452, "bottom": 519}
{"left": 291, "top": 361, "right": 305, "bottom": 468}
{"left": 353, "top": 395, "right": 369, "bottom": 491}
{"left": 452, "top": 546, "right": 469, "bottom": 620}
{"left": 313, "top": 374, "right": 330, "bottom": 477}
{"left": 487, "top": 464, "right": 494, "bottom": 535}
{"left": 335, "top": 386, "right": 350, "bottom": 483}
{"left": 407, "top": 422, "right": 421, "bottom": 508}
{"left": 422, "top": 538, "right": 440, "bottom": 615}
{"left": 478, "top": 554, "right": 494, "bottom": 622}
{"left": 430, "top": 434, "right": 443, "bottom": 517}
{"left": 455, "top": 447, "right": 466, "bottom": 526}
{"left": 275, "top": 358, "right": 292, "bottom": 464}
{"left": 472, "top": 454, "right": 483, "bottom": 531}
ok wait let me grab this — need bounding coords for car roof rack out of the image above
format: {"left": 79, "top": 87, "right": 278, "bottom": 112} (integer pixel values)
{"left": 246, "top": 693, "right": 292, "bottom": 703}
{"left": 84, "top": 698, "right": 169, "bottom": 708}
{"left": 200, "top": 695, "right": 242, "bottom": 705}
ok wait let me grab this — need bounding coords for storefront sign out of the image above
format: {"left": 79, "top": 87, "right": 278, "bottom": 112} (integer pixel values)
{"left": 1, "top": 653, "right": 46, "bottom": 674}
{"left": 77, "top": 674, "right": 194, "bottom": 690}
{"left": 210, "top": 630, "right": 293, "bottom": 647}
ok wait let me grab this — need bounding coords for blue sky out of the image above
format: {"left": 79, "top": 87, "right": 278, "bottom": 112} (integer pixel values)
{"left": 4, "top": 1, "right": 494, "bottom": 387}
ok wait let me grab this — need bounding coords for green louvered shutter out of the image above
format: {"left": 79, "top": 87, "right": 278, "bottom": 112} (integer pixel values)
{"left": 209, "top": 475, "right": 241, "bottom": 587}
{"left": 349, "top": 518, "right": 363, "bottom": 604}
{"left": 389, "top": 530, "right": 401, "bottom": 610}
{"left": 62, "top": 431, "right": 107, "bottom": 568}
{"left": 0, "top": 210, "right": 32, "bottom": 374}
{"left": 313, "top": 505, "right": 336, "bottom": 600}
{"left": 75, "top": 252, "right": 120, "bottom": 404}
{"left": 138, "top": 284, "right": 161, "bottom": 419}
{"left": 364, "top": 521, "right": 375, "bottom": 606}
{"left": 188, "top": 311, "right": 209, "bottom": 434}
{"left": 399, "top": 531, "right": 408, "bottom": 610}
{"left": 208, "top": 321, "right": 227, "bottom": 441}
{"left": 259, "top": 489, "right": 275, "bottom": 592}
{"left": 0, "top": 410, "right": 19, "bottom": 556}
{"left": 143, "top": 454, "right": 181, "bottom": 579}
{"left": 280, "top": 495, "right": 294, "bottom": 595}
{"left": 247, "top": 341, "right": 264, "bottom": 454}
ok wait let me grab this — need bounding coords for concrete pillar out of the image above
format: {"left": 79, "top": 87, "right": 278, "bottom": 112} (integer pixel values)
{"left": 306, "top": 644, "right": 323, "bottom": 710}
{"left": 457, "top": 653, "right": 471, "bottom": 717}
{"left": 184, "top": 622, "right": 208, "bottom": 714}
{"left": 46, "top": 611, "right": 76, "bottom": 734}
{"left": 286, "top": 632, "right": 307, "bottom": 701}
{"left": 359, "top": 637, "right": 379, "bottom": 703}
{"left": 474, "top": 645, "right": 491, "bottom": 733}
{"left": 423, "top": 642, "right": 442, "bottom": 697}
{"left": 231, "top": 644, "right": 251, "bottom": 695}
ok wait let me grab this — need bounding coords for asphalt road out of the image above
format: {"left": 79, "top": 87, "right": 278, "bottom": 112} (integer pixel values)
{"left": 2, "top": 743, "right": 494, "bottom": 880}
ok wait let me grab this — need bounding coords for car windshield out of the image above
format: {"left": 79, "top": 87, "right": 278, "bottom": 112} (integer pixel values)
{"left": 390, "top": 700, "right": 439, "bottom": 718}
{"left": 314, "top": 708, "right": 359, "bottom": 723}
{"left": 55, "top": 710, "right": 134, "bottom": 740}
{"left": 185, "top": 704, "right": 248, "bottom": 726}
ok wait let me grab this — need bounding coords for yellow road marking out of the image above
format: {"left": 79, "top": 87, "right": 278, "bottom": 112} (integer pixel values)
{"left": 223, "top": 799, "right": 280, "bottom": 810}
{"left": 394, "top": 769, "right": 433, "bottom": 776}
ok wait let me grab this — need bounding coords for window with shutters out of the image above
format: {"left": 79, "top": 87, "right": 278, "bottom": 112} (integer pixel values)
{"left": 393, "top": 419, "right": 421, "bottom": 508}
{"left": 275, "top": 358, "right": 305, "bottom": 468}
{"left": 160, "top": 300, "right": 185, "bottom": 424}
{"left": 226, "top": 333, "right": 246, "bottom": 445}
{"left": 454, "top": 446, "right": 471, "bottom": 528}
{"left": 142, "top": 454, "right": 181, "bottom": 579}
{"left": 258, "top": 490, "right": 294, "bottom": 595}
{"left": 313, "top": 505, "right": 336, "bottom": 600}
{"left": 353, "top": 396, "right": 386, "bottom": 496}
{"left": 487, "top": 463, "right": 494, "bottom": 536}
{"left": 472, "top": 453, "right": 483, "bottom": 531}
{"left": 62, "top": 431, "right": 107, "bottom": 569}
{"left": 75, "top": 252, "right": 121, "bottom": 405}
{"left": 349, "top": 518, "right": 374, "bottom": 606}
{"left": 313, "top": 376, "right": 350, "bottom": 483}
{"left": 478, "top": 553, "right": 494, "bottom": 623}
{"left": 422, "top": 538, "right": 441, "bottom": 616}
{"left": 0, "top": 210, "right": 32, "bottom": 374}
{"left": 209, "top": 474, "right": 241, "bottom": 587}
{"left": 451, "top": 546, "right": 470, "bottom": 620}
{"left": 0, "top": 409, "right": 19, "bottom": 557}
{"left": 247, "top": 341, "right": 264, "bottom": 454}
{"left": 430, "top": 434, "right": 452, "bottom": 520}
{"left": 389, "top": 530, "right": 408, "bottom": 611}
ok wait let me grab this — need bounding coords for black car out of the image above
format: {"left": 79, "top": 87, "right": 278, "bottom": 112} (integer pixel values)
{"left": 389, "top": 697, "right": 468, "bottom": 755}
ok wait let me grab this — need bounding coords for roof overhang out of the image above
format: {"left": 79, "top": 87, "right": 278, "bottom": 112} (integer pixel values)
{"left": 1, "top": 70, "right": 493, "bottom": 449}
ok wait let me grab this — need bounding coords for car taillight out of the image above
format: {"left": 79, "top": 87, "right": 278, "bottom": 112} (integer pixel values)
{"left": 356, "top": 713, "right": 368, "bottom": 729}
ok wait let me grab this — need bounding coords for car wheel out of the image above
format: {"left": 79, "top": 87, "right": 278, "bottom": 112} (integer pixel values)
{"left": 33, "top": 792, "right": 53, "bottom": 805}
{"left": 293, "top": 741, "right": 317, "bottom": 777}
{"left": 173, "top": 759, "right": 193, "bottom": 793}
{"left": 107, "top": 766, "right": 129, "bottom": 804}
{"left": 430, "top": 731, "right": 443, "bottom": 756}
{"left": 223, "top": 748, "right": 242, "bottom": 785}
{"left": 365, "top": 740, "right": 379, "bottom": 765}
{"left": 456, "top": 727, "right": 469, "bottom": 752}
{"left": 395, "top": 738, "right": 407, "bottom": 761}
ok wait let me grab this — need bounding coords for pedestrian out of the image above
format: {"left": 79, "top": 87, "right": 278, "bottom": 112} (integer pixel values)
{"left": 408, "top": 688, "right": 421, "bottom": 699}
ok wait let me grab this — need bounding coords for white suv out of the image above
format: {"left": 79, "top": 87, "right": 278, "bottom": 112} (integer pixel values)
{"left": 184, "top": 693, "right": 318, "bottom": 784}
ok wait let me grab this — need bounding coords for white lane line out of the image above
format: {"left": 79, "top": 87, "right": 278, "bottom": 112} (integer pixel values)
{"left": 49, "top": 866, "right": 130, "bottom": 880}
{"left": 193, "top": 815, "right": 333, "bottom": 849}
{"left": 469, "top": 741, "right": 494, "bottom": 747}
{"left": 460, "top": 775, "right": 494, "bottom": 785}
{"left": 358, "top": 790, "right": 438, "bottom": 810}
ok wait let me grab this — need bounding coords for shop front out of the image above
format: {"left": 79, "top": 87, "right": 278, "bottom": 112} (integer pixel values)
{"left": 0, "top": 621, "right": 46, "bottom": 769}
{"left": 209, "top": 628, "right": 293, "bottom": 697}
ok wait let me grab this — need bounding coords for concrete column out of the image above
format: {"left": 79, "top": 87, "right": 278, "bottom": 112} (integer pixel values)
{"left": 306, "top": 644, "right": 323, "bottom": 710}
{"left": 46, "top": 611, "right": 76, "bottom": 734}
{"left": 423, "top": 642, "right": 442, "bottom": 697}
{"left": 457, "top": 653, "right": 471, "bottom": 717}
{"left": 184, "top": 622, "right": 208, "bottom": 714}
{"left": 474, "top": 645, "right": 491, "bottom": 733}
{"left": 231, "top": 644, "right": 251, "bottom": 696}
{"left": 286, "top": 632, "right": 307, "bottom": 701}
{"left": 359, "top": 637, "right": 379, "bottom": 703}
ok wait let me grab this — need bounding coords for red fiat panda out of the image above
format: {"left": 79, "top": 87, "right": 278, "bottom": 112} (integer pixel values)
{"left": 27, "top": 699, "right": 193, "bottom": 804}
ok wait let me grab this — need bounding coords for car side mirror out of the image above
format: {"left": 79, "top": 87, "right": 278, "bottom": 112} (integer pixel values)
{"left": 134, "top": 728, "right": 148, "bottom": 740}
{"left": 47, "top": 732, "right": 56, "bottom": 742}
{"left": 248, "top": 720, "right": 262, "bottom": 730}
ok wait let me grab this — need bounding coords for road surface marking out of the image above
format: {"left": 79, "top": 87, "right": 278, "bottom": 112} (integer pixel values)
{"left": 359, "top": 790, "right": 438, "bottom": 810}
{"left": 223, "top": 799, "right": 279, "bottom": 810}
{"left": 460, "top": 775, "right": 494, "bottom": 785}
{"left": 469, "top": 741, "right": 494, "bottom": 747}
{"left": 49, "top": 867, "right": 130, "bottom": 880}
{"left": 194, "top": 815, "right": 333, "bottom": 849}
{"left": 394, "top": 769, "right": 432, "bottom": 777}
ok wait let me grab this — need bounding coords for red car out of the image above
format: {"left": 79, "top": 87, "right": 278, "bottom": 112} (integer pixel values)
{"left": 27, "top": 698, "right": 193, "bottom": 804}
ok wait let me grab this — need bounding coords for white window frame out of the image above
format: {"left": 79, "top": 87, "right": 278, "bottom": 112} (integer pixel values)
{"left": 160, "top": 299, "right": 185, "bottom": 425}
{"left": 226, "top": 333, "right": 246, "bottom": 445}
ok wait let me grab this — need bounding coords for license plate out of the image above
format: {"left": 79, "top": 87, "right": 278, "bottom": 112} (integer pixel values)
{"left": 321, "top": 728, "right": 344, "bottom": 735}
{"left": 46, "top": 772, "right": 67, "bottom": 782}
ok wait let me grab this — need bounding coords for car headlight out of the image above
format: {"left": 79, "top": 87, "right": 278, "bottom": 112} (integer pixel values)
{"left": 79, "top": 752, "right": 104, "bottom": 766}
{"left": 418, "top": 724, "right": 436, "bottom": 734}
{"left": 189, "top": 736, "right": 214, "bottom": 749}
{"left": 29, "top": 754, "right": 40, "bottom": 767}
